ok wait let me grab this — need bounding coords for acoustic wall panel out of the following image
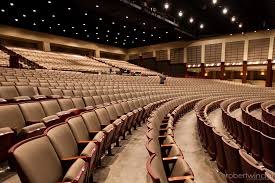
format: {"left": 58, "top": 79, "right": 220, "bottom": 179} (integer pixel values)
{"left": 170, "top": 48, "right": 184, "bottom": 64}
{"left": 129, "top": 54, "right": 140, "bottom": 60}
{"left": 205, "top": 43, "right": 222, "bottom": 64}
{"left": 225, "top": 41, "right": 245, "bottom": 63}
{"left": 248, "top": 38, "right": 270, "bottom": 62}
{"left": 187, "top": 46, "right": 201, "bottom": 64}
{"left": 142, "top": 51, "right": 153, "bottom": 58}
{"left": 156, "top": 50, "right": 168, "bottom": 61}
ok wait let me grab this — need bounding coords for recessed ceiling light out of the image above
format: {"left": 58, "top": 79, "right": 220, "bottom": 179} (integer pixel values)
{"left": 212, "top": 0, "right": 217, "bottom": 5}
{"left": 117, "top": 33, "right": 120, "bottom": 35}
{"left": 132, "top": 41, "right": 135, "bottom": 43}
{"left": 99, "top": 18, "right": 102, "bottom": 21}
{"left": 63, "top": 29, "right": 66, "bottom": 32}
{"left": 200, "top": 23, "right": 204, "bottom": 29}
{"left": 231, "top": 16, "right": 236, "bottom": 22}
{"left": 14, "top": 18, "right": 18, "bottom": 22}
{"left": 154, "top": 27, "right": 157, "bottom": 29}
{"left": 107, "top": 40, "right": 109, "bottom": 42}
{"left": 178, "top": 11, "right": 183, "bottom": 17}
{"left": 254, "top": 31, "right": 257, "bottom": 33}
{"left": 135, "top": 37, "right": 138, "bottom": 40}
{"left": 124, "top": 39, "right": 126, "bottom": 42}
{"left": 10, "top": 2, "right": 14, "bottom": 6}
{"left": 96, "top": 5, "right": 99, "bottom": 8}
{"left": 49, "top": 26, "right": 52, "bottom": 29}
{"left": 52, "top": 14, "right": 55, "bottom": 17}
{"left": 57, "top": 23, "right": 60, "bottom": 26}
{"left": 151, "top": 34, "right": 153, "bottom": 37}
{"left": 159, "top": 36, "right": 161, "bottom": 39}
{"left": 83, "top": 23, "right": 86, "bottom": 26}
{"left": 143, "top": 40, "right": 145, "bottom": 42}
{"left": 112, "top": 22, "right": 115, "bottom": 24}
{"left": 143, "top": 32, "right": 145, "bottom": 34}
{"left": 84, "top": 13, "right": 88, "bottom": 16}
{"left": 123, "top": 43, "right": 125, "bottom": 45}
{"left": 96, "top": 32, "right": 98, "bottom": 35}
{"left": 72, "top": 26, "right": 75, "bottom": 29}
{"left": 41, "top": 19, "right": 45, "bottom": 22}
{"left": 222, "top": 8, "right": 228, "bottom": 14}
{"left": 134, "top": 29, "right": 136, "bottom": 31}
{"left": 48, "top": 1, "right": 51, "bottom": 4}
{"left": 126, "top": 16, "right": 128, "bottom": 19}
{"left": 106, "top": 35, "right": 108, "bottom": 37}
{"left": 33, "top": 9, "right": 37, "bottom": 13}
{"left": 1, "top": 9, "right": 5, "bottom": 12}
{"left": 178, "top": 36, "right": 181, "bottom": 39}
{"left": 97, "top": 37, "right": 100, "bottom": 40}
{"left": 143, "top": 22, "right": 146, "bottom": 25}
{"left": 127, "top": 35, "right": 129, "bottom": 38}
{"left": 164, "top": 2, "right": 169, "bottom": 9}
{"left": 123, "top": 25, "right": 126, "bottom": 28}
{"left": 107, "top": 30, "right": 110, "bottom": 32}
{"left": 68, "top": 8, "right": 71, "bottom": 10}
{"left": 267, "top": 29, "right": 270, "bottom": 31}
{"left": 115, "top": 42, "right": 117, "bottom": 44}
{"left": 238, "top": 23, "right": 243, "bottom": 28}
{"left": 33, "top": 23, "right": 36, "bottom": 26}
{"left": 84, "top": 29, "right": 87, "bottom": 32}
{"left": 23, "top": 14, "right": 26, "bottom": 17}
{"left": 189, "top": 17, "right": 194, "bottom": 23}
{"left": 76, "top": 32, "right": 78, "bottom": 35}
{"left": 230, "top": 34, "right": 233, "bottom": 36}
{"left": 166, "top": 31, "right": 168, "bottom": 34}
{"left": 87, "top": 35, "right": 89, "bottom": 37}
{"left": 96, "top": 27, "right": 98, "bottom": 29}
{"left": 115, "top": 37, "right": 118, "bottom": 39}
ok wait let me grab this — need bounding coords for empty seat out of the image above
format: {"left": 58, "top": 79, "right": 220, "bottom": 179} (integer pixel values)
{"left": 0, "top": 86, "right": 31, "bottom": 101}
{"left": 45, "top": 122, "right": 97, "bottom": 181}
{"left": 19, "top": 102, "right": 60, "bottom": 127}
{"left": 147, "top": 154, "right": 194, "bottom": 183}
{"left": 261, "top": 132, "right": 275, "bottom": 171}
{"left": 8, "top": 135, "right": 89, "bottom": 183}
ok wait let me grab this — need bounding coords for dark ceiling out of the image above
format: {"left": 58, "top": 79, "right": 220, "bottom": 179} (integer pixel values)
{"left": 0, "top": 0, "right": 274, "bottom": 49}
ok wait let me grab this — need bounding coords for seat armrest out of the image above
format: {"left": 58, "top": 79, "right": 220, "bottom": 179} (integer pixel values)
{"left": 61, "top": 156, "right": 89, "bottom": 171}
{"left": 101, "top": 125, "right": 108, "bottom": 128}
{"left": 78, "top": 140, "right": 98, "bottom": 144}
{"left": 89, "top": 131, "right": 101, "bottom": 139}
{"left": 26, "top": 120, "right": 41, "bottom": 125}
{"left": 168, "top": 175, "right": 194, "bottom": 182}
{"left": 160, "top": 128, "right": 175, "bottom": 131}
{"left": 161, "top": 144, "right": 177, "bottom": 148}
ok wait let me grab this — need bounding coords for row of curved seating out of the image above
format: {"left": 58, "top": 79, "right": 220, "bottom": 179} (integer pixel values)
{"left": 145, "top": 96, "right": 201, "bottom": 183}
{"left": 195, "top": 96, "right": 275, "bottom": 183}
{"left": 5, "top": 86, "right": 178, "bottom": 182}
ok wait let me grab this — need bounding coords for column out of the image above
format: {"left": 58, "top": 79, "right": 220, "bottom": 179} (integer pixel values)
{"left": 220, "top": 62, "right": 225, "bottom": 80}
{"left": 266, "top": 59, "right": 273, "bottom": 87}
{"left": 95, "top": 49, "right": 100, "bottom": 58}
{"left": 183, "top": 48, "right": 188, "bottom": 77}
{"left": 153, "top": 50, "right": 156, "bottom": 58}
{"left": 201, "top": 45, "right": 205, "bottom": 77}
{"left": 243, "top": 40, "right": 249, "bottom": 61}
{"left": 42, "top": 42, "right": 51, "bottom": 52}
{"left": 242, "top": 61, "right": 247, "bottom": 83}
{"left": 167, "top": 49, "right": 171, "bottom": 60}
{"left": 201, "top": 63, "right": 206, "bottom": 78}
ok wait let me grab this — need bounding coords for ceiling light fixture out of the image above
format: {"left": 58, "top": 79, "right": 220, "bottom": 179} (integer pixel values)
{"left": 212, "top": 0, "right": 217, "bottom": 5}
{"left": 200, "top": 23, "right": 204, "bottom": 29}
{"left": 222, "top": 8, "right": 228, "bottom": 14}
{"left": 164, "top": 3, "right": 169, "bottom": 10}
{"left": 238, "top": 23, "right": 243, "bottom": 28}
{"left": 178, "top": 11, "right": 183, "bottom": 17}
{"left": 189, "top": 17, "right": 194, "bottom": 23}
{"left": 231, "top": 16, "right": 236, "bottom": 22}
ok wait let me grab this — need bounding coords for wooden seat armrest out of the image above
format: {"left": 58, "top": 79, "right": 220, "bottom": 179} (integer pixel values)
{"left": 162, "top": 156, "right": 181, "bottom": 161}
{"left": 161, "top": 144, "right": 177, "bottom": 148}
{"left": 168, "top": 175, "right": 194, "bottom": 182}
{"left": 162, "top": 119, "right": 169, "bottom": 122}
{"left": 62, "top": 156, "right": 88, "bottom": 161}
{"left": 61, "top": 156, "right": 90, "bottom": 171}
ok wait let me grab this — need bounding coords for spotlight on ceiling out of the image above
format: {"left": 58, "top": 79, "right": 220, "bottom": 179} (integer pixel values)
{"left": 189, "top": 17, "right": 194, "bottom": 23}
{"left": 164, "top": 3, "right": 169, "bottom": 10}
{"left": 222, "top": 8, "right": 228, "bottom": 14}
{"left": 231, "top": 16, "right": 236, "bottom": 22}
{"left": 200, "top": 23, "right": 204, "bottom": 29}
{"left": 212, "top": 0, "right": 217, "bottom": 5}
{"left": 178, "top": 11, "right": 183, "bottom": 17}
{"left": 238, "top": 23, "right": 243, "bottom": 28}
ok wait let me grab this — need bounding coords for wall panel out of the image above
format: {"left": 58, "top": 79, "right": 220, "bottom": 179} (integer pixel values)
{"left": 205, "top": 43, "right": 222, "bottom": 63}
{"left": 170, "top": 48, "right": 184, "bottom": 64}
{"left": 187, "top": 46, "right": 201, "bottom": 64}
{"left": 156, "top": 50, "right": 168, "bottom": 61}
{"left": 248, "top": 38, "right": 269, "bottom": 62}
{"left": 225, "top": 41, "right": 245, "bottom": 63}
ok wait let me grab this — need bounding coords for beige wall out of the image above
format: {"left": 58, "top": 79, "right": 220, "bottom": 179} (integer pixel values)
{"left": 128, "top": 29, "right": 275, "bottom": 63}
{"left": 0, "top": 24, "right": 127, "bottom": 57}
